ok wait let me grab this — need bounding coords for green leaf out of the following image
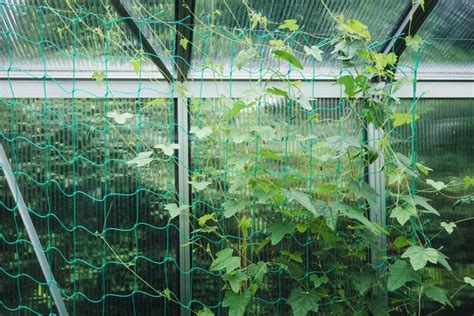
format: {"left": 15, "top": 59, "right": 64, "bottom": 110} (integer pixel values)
{"left": 247, "top": 261, "right": 268, "bottom": 284}
{"left": 266, "top": 86, "right": 289, "bottom": 98}
{"left": 267, "top": 223, "right": 296, "bottom": 245}
{"left": 273, "top": 50, "right": 303, "bottom": 70}
{"left": 223, "top": 272, "right": 248, "bottom": 293}
{"left": 163, "top": 288, "right": 171, "bottom": 300}
{"left": 222, "top": 200, "right": 246, "bottom": 218}
{"left": 164, "top": 203, "right": 190, "bottom": 220}
{"left": 278, "top": 19, "right": 299, "bottom": 31}
{"left": 283, "top": 189, "right": 317, "bottom": 216}
{"left": 190, "top": 181, "right": 211, "bottom": 192}
{"left": 107, "top": 111, "right": 134, "bottom": 124}
{"left": 154, "top": 143, "right": 180, "bottom": 157}
{"left": 340, "top": 19, "right": 371, "bottom": 40}
{"left": 436, "top": 250, "right": 452, "bottom": 271}
{"left": 235, "top": 48, "right": 257, "bottom": 70}
{"left": 309, "top": 274, "right": 329, "bottom": 288}
{"left": 390, "top": 205, "right": 417, "bottom": 226}
{"left": 228, "top": 100, "right": 254, "bottom": 120}
{"left": 401, "top": 246, "right": 438, "bottom": 271}
{"left": 392, "top": 112, "right": 420, "bottom": 127}
{"left": 126, "top": 151, "right": 154, "bottom": 167}
{"left": 387, "top": 260, "right": 421, "bottom": 291}
{"left": 405, "top": 35, "right": 422, "bottom": 52}
{"left": 303, "top": 45, "right": 323, "bottom": 62}
{"left": 222, "top": 289, "right": 252, "bottom": 316}
{"left": 393, "top": 236, "right": 410, "bottom": 249}
{"left": 426, "top": 179, "right": 446, "bottom": 191}
{"left": 190, "top": 126, "right": 212, "bottom": 140}
{"left": 196, "top": 307, "right": 214, "bottom": 316}
{"left": 416, "top": 162, "right": 432, "bottom": 176}
{"left": 464, "top": 276, "right": 474, "bottom": 287}
{"left": 92, "top": 70, "right": 106, "bottom": 85}
{"left": 337, "top": 75, "right": 356, "bottom": 97}
{"left": 352, "top": 271, "right": 374, "bottom": 295}
{"left": 440, "top": 221, "right": 456, "bottom": 234}
{"left": 401, "top": 195, "right": 440, "bottom": 216}
{"left": 281, "top": 250, "right": 304, "bottom": 263}
{"left": 210, "top": 248, "right": 240, "bottom": 272}
{"left": 464, "top": 176, "right": 474, "bottom": 190}
{"left": 314, "top": 200, "right": 338, "bottom": 231}
{"left": 424, "top": 286, "right": 453, "bottom": 308}
{"left": 198, "top": 213, "right": 215, "bottom": 227}
{"left": 288, "top": 288, "right": 320, "bottom": 316}
{"left": 348, "top": 179, "right": 378, "bottom": 208}
{"left": 314, "top": 185, "right": 337, "bottom": 194}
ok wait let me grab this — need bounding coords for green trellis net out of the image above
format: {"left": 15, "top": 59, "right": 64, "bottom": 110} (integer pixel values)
{"left": 1, "top": 0, "right": 455, "bottom": 315}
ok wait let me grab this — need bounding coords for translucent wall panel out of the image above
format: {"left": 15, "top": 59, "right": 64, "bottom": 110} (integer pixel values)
{"left": 399, "top": 0, "right": 474, "bottom": 79}
{"left": 189, "top": 0, "right": 410, "bottom": 79}
{"left": 0, "top": 0, "right": 175, "bottom": 77}
{"left": 393, "top": 98, "right": 474, "bottom": 313}
{"left": 0, "top": 98, "right": 179, "bottom": 314}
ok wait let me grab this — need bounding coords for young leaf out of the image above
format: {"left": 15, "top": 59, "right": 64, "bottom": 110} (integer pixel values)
{"left": 464, "top": 176, "right": 474, "bottom": 190}
{"left": 273, "top": 50, "right": 304, "bottom": 70}
{"left": 107, "top": 111, "right": 134, "bottom": 125}
{"left": 198, "top": 213, "right": 215, "bottom": 227}
{"left": 266, "top": 86, "right": 289, "bottom": 98}
{"left": 416, "top": 162, "right": 433, "bottom": 176}
{"left": 464, "top": 276, "right": 474, "bottom": 287}
{"left": 222, "top": 289, "right": 252, "bottom": 316}
{"left": 190, "top": 126, "right": 212, "bottom": 140}
{"left": 401, "top": 246, "right": 438, "bottom": 271}
{"left": 392, "top": 112, "right": 420, "bottom": 127}
{"left": 267, "top": 223, "right": 296, "bottom": 245}
{"left": 278, "top": 19, "right": 299, "bottom": 31}
{"left": 92, "top": 70, "right": 106, "bottom": 85}
{"left": 154, "top": 143, "right": 180, "bottom": 157}
{"left": 303, "top": 45, "right": 323, "bottom": 62}
{"left": 405, "top": 35, "right": 423, "bottom": 52}
{"left": 130, "top": 59, "right": 141, "bottom": 74}
{"left": 440, "top": 221, "right": 456, "bottom": 234}
{"left": 426, "top": 179, "right": 447, "bottom": 191}
{"left": 126, "top": 151, "right": 154, "bottom": 167}
{"left": 288, "top": 288, "right": 320, "bottom": 316}
{"left": 387, "top": 260, "right": 421, "bottom": 291}
{"left": 424, "top": 286, "right": 453, "bottom": 308}
{"left": 340, "top": 19, "right": 371, "bottom": 40}
{"left": 222, "top": 200, "right": 246, "bottom": 218}
{"left": 180, "top": 38, "right": 189, "bottom": 50}
{"left": 164, "top": 203, "right": 190, "bottom": 220}
{"left": 210, "top": 248, "right": 240, "bottom": 272}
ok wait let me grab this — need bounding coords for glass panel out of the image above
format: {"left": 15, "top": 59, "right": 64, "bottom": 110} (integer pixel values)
{"left": 0, "top": 97, "right": 179, "bottom": 314}
{"left": 0, "top": 0, "right": 175, "bottom": 77}
{"left": 189, "top": 0, "right": 410, "bottom": 79}
{"left": 399, "top": 0, "right": 474, "bottom": 79}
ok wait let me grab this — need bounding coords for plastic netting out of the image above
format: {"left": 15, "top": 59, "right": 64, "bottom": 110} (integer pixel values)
{"left": 0, "top": 0, "right": 429, "bottom": 315}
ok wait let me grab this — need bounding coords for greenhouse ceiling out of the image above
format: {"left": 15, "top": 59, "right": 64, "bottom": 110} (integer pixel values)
{"left": 0, "top": 0, "right": 473, "bottom": 87}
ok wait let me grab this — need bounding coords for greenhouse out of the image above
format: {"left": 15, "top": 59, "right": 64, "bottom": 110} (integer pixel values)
{"left": 0, "top": 0, "right": 473, "bottom": 315}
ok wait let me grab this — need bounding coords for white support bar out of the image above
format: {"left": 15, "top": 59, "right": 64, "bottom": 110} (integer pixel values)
{"left": 176, "top": 98, "right": 191, "bottom": 315}
{"left": 1, "top": 78, "right": 472, "bottom": 99}
{"left": 0, "top": 144, "right": 68, "bottom": 316}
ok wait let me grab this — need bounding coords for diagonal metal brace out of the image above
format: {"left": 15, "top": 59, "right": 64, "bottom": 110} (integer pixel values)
{"left": 0, "top": 144, "right": 68, "bottom": 316}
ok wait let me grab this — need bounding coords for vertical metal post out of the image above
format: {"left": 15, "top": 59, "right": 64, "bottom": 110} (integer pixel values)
{"left": 176, "top": 98, "right": 191, "bottom": 315}
{"left": 0, "top": 144, "right": 68, "bottom": 316}
{"left": 367, "top": 124, "right": 387, "bottom": 300}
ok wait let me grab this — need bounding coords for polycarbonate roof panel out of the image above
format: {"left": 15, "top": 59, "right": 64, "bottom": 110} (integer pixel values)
{"left": 189, "top": 0, "right": 410, "bottom": 79}
{"left": 0, "top": 0, "right": 175, "bottom": 78}
{"left": 399, "top": 0, "right": 474, "bottom": 79}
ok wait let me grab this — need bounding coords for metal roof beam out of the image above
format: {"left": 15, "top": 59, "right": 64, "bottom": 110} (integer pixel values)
{"left": 174, "top": 0, "right": 196, "bottom": 81}
{"left": 111, "top": 0, "right": 173, "bottom": 82}
{"left": 381, "top": 0, "right": 439, "bottom": 56}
